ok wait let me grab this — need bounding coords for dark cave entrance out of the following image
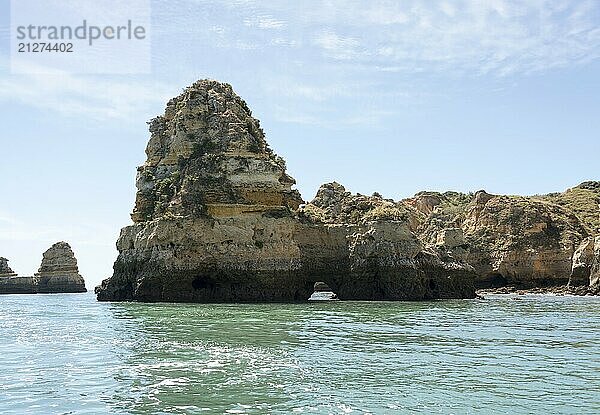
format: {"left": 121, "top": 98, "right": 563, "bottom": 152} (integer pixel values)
{"left": 192, "top": 275, "right": 215, "bottom": 290}
{"left": 481, "top": 272, "right": 508, "bottom": 289}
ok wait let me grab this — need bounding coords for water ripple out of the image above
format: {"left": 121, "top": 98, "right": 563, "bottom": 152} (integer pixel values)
{"left": 0, "top": 293, "right": 599, "bottom": 414}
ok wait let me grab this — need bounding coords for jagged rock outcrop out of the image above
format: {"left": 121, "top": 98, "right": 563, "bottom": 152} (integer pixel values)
{"left": 405, "top": 192, "right": 441, "bottom": 215}
{"left": 0, "top": 275, "right": 38, "bottom": 294}
{"left": 96, "top": 80, "right": 476, "bottom": 302}
{"left": 300, "top": 183, "right": 476, "bottom": 299}
{"left": 94, "top": 79, "right": 599, "bottom": 300}
{"left": 130, "top": 80, "right": 301, "bottom": 223}
{"left": 413, "top": 185, "right": 598, "bottom": 292}
{"left": 461, "top": 195, "right": 588, "bottom": 288}
{"left": 0, "top": 243, "right": 86, "bottom": 294}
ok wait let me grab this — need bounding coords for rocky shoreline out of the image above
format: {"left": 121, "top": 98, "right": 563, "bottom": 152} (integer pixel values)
{"left": 478, "top": 284, "right": 599, "bottom": 297}
{"left": 0, "top": 242, "right": 87, "bottom": 294}
{"left": 95, "top": 79, "right": 599, "bottom": 303}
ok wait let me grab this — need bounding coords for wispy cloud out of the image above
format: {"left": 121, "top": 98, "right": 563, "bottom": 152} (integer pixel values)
{"left": 313, "top": 30, "right": 362, "bottom": 60}
{"left": 206, "top": 0, "right": 600, "bottom": 76}
{"left": 243, "top": 15, "right": 286, "bottom": 29}
{"left": 271, "top": 102, "right": 399, "bottom": 129}
{"left": 2, "top": 0, "right": 599, "bottom": 123}
{"left": 266, "top": 80, "right": 349, "bottom": 102}
{"left": 0, "top": 60, "right": 174, "bottom": 121}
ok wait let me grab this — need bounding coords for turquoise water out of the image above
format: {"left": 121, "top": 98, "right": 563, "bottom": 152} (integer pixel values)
{"left": 0, "top": 293, "right": 599, "bottom": 414}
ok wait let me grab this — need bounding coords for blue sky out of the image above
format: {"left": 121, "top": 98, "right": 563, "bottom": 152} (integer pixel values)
{"left": 0, "top": 0, "right": 599, "bottom": 289}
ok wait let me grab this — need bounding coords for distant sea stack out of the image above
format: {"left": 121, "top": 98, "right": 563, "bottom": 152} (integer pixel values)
{"left": 0, "top": 257, "right": 17, "bottom": 277}
{"left": 0, "top": 242, "right": 87, "bottom": 294}
{"left": 95, "top": 79, "right": 476, "bottom": 302}
{"left": 35, "top": 242, "right": 87, "bottom": 293}
{"left": 0, "top": 256, "right": 39, "bottom": 294}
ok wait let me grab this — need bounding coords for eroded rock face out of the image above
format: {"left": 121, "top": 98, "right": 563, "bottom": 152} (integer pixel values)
{"left": 96, "top": 80, "right": 476, "bottom": 302}
{"left": 473, "top": 190, "right": 495, "bottom": 205}
{"left": 414, "top": 186, "right": 597, "bottom": 290}
{"left": 590, "top": 236, "right": 600, "bottom": 291}
{"left": 540, "top": 182, "right": 600, "bottom": 233}
{"left": 35, "top": 242, "right": 87, "bottom": 293}
{"left": 300, "top": 185, "right": 475, "bottom": 299}
{"left": 97, "top": 80, "right": 310, "bottom": 302}
{"left": 0, "top": 275, "right": 38, "bottom": 294}
{"left": 406, "top": 192, "right": 442, "bottom": 215}
{"left": 131, "top": 80, "right": 302, "bottom": 223}
{"left": 569, "top": 238, "right": 595, "bottom": 287}
{"left": 461, "top": 195, "right": 588, "bottom": 288}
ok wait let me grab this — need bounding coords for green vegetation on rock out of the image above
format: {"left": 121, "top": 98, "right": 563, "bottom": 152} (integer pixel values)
{"left": 536, "top": 182, "right": 600, "bottom": 233}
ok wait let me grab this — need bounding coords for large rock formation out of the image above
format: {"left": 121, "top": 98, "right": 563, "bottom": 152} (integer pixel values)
{"left": 461, "top": 194, "right": 588, "bottom": 288}
{"left": 411, "top": 185, "right": 598, "bottom": 292}
{"left": 95, "top": 79, "right": 599, "bottom": 301}
{"left": 1, "top": 256, "right": 36, "bottom": 294}
{"left": 96, "top": 80, "right": 476, "bottom": 302}
{"left": 299, "top": 183, "right": 475, "bottom": 300}
{"left": 0, "top": 243, "right": 86, "bottom": 294}
{"left": 130, "top": 80, "right": 302, "bottom": 224}
{"left": 0, "top": 275, "right": 38, "bottom": 294}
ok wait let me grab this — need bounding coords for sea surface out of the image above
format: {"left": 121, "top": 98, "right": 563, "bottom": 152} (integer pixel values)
{"left": 0, "top": 293, "right": 599, "bottom": 414}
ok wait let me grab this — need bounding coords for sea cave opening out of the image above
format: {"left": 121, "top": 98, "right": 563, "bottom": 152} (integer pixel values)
{"left": 483, "top": 272, "right": 508, "bottom": 289}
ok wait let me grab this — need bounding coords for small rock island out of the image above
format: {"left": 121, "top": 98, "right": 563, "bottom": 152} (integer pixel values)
{"left": 0, "top": 242, "right": 87, "bottom": 294}
{"left": 95, "top": 79, "right": 599, "bottom": 303}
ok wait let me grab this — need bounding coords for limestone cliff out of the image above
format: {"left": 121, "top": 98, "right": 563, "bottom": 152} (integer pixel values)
{"left": 460, "top": 194, "right": 588, "bottom": 288}
{"left": 0, "top": 258, "right": 37, "bottom": 294}
{"left": 0, "top": 258, "right": 34, "bottom": 294}
{"left": 130, "top": 80, "right": 301, "bottom": 223}
{"left": 0, "top": 275, "right": 38, "bottom": 294}
{"left": 0, "top": 243, "right": 86, "bottom": 294}
{"left": 299, "top": 183, "right": 476, "bottom": 300}
{"left": 410, "top": 186, "right": 598, "bottom": 291}
{"left": 96, "top": 80, "right": 475, "bottom": 302}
